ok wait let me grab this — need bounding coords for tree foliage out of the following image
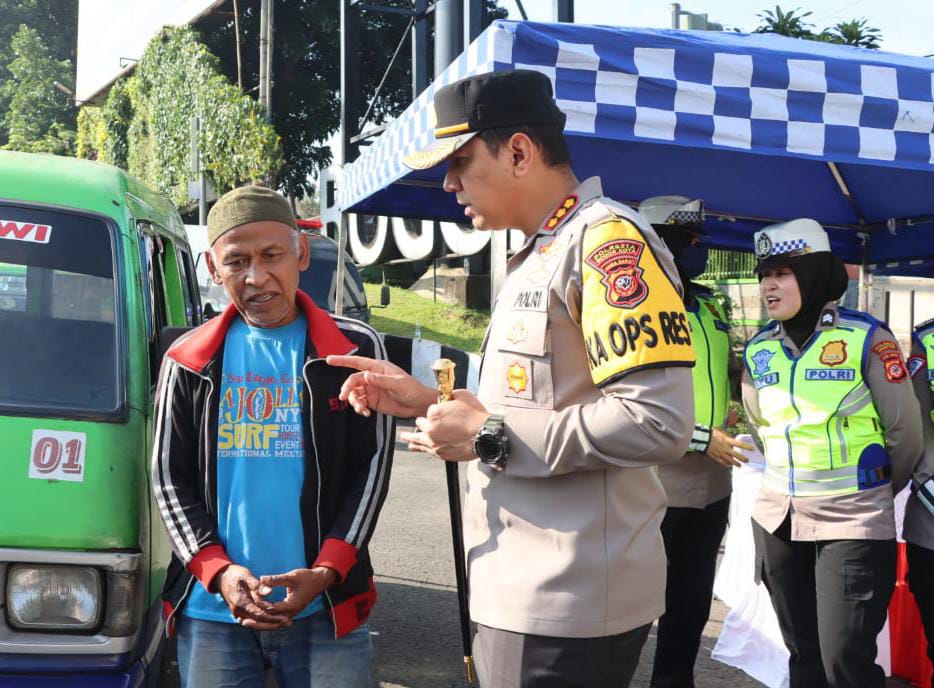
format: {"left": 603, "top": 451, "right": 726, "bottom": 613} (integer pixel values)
{"left": 0, "top": 0, "right": 77, "bottom": 147}
{"left": 823, "top": 19, "right": 883, "bottom": 49}
{"left": 77, "top": 26, "right": 281, "bottom": 210}
{"left": 755, "top": 5, "right": 883, "bottom": 49}
{"left": 200, "top": 0, "right": 508, "bottom": 199}
{"left": 1, "top": 25, "right": 76, "bottom": 155}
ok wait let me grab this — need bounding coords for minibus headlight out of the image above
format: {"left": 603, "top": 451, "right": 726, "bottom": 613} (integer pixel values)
{"left": 6, "top": 565, "right": 102, "bottom": 632}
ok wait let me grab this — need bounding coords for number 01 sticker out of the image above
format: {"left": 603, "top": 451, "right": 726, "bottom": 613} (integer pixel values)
{"left": 28, "top": 430, "right": 86, "bottom": 482}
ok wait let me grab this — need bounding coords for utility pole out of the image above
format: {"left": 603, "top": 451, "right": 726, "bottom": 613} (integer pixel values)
{"left": 258, "top": 0, "right": 274, "bottom": 121}
{"left": 190, "top": 116, "right": 207, "bottom": 226}
{"left": 233, "top": 0, "right": 242, "bottom": 89}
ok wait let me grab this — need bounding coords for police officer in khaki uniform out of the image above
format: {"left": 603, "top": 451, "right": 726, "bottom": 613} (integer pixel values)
{"left": 328, "top": 70, "right": 696, "bottom": 687}
{"left": 743, "top": 219, "right": 922, "bottom": 688}
{"left": 906, "top": 320, "right": 934, "bottom": 686}
{"left": 639, "top": 196, "right": 751, "bottom": 688}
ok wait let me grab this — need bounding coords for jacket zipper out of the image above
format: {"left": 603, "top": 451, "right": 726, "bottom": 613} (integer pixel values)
{"left": 164, "top": 576, "right": 196, "bottom": 637}
{"left": 165, "top": 360, "right": 218, "bottom": 622}
{"left": 303, "top": 358, "right": 337, "bottom": 638}
{"left": 785, "top": 355, "right": 802, "bottom": 495}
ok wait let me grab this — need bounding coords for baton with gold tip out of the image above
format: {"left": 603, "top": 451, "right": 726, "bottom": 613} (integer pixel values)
{"left": 431, "top": 358, "right": 476, "bottom": 686}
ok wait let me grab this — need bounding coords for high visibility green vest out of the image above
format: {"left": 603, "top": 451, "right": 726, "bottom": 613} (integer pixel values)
{"left": 744, "top": 308, "right": 890, "bottom": 497}
{"left": 912, "top": 319, "right": 934, "bottom": 423}
{"left": 687, "top": 294, "right": 731, "bottom": 451}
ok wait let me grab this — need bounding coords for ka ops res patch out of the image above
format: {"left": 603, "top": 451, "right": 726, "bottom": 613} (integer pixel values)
{"left": 581, "top": 217, "right": 696, "bottom": 386}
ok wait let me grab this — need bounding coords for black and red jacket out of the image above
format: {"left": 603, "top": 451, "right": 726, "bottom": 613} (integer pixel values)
{"left": 151, "top": 291, "right": 394, "bottom": 638}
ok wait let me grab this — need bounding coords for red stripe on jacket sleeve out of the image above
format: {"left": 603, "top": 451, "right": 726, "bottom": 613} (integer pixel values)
{"left": 188, "top": 544, "right": 233, "bottom": 592}
{"left": 313, "top": 538, "right": 359, "bottom": 582}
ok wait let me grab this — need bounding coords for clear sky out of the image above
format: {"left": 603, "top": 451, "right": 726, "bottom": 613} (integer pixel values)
{"left": 499, "top": 0, "right": 932, "bottom": 57}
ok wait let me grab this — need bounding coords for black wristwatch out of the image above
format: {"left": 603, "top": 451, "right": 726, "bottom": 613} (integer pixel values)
{"left": 473, "top": 414, "right": 509, "bottom": 471}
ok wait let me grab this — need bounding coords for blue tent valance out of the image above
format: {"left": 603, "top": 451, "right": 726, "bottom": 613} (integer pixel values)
{"left": 340, "top": 21, "right": 934, "bottom": 267}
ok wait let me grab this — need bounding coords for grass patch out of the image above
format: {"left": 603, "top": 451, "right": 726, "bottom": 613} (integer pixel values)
{"left": 365, "top": 284, "right": 490, "bottom": 353}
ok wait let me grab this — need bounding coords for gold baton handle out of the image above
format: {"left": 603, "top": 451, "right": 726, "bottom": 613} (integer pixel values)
{"left": 432, "top": 358, "right": 456, "bottom": 403}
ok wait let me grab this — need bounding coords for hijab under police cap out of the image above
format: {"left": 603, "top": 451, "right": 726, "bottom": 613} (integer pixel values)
{"left": 403, "top": 70, "right": 567, "bottom": 170}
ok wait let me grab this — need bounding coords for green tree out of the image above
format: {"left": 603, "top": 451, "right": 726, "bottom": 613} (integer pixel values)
{"left": 755, "top": 6, "right": 815, "bottom": 38}
{"left": 77, "top": 26, "right": 282, "bottom": 211}
{"left": 822, "top": 19, "right": 882, "bottom": 49}
{"left": 200, "top": 0, "right": 507, "bottom": 199}
{"left": 0, "top": 0, "right": 77, "bottom": 147}
{"left": 755, "top": 5, "right": 883, "bottom": 50}
{"left": 1, "top": 25, "right": 76, "bottom": 155}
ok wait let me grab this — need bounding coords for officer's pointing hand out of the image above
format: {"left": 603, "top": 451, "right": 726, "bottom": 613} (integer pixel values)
{"left": 402, "top": 390, "right": 489, "bottom": 461}
{"left": 705, "top": 428, "right": 754, "bottom": 468}
{"left": 327, "top": 355, "right": 436, "bottom": 419}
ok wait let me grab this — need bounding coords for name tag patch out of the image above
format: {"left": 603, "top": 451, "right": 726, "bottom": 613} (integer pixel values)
{"left": 754, "top": 373, "right": 779, "bottom": 389}
{"left": 512, "top": 288, "right": 548, "bottom": 312}
{"left": 804, "top": 368, "right": 856, "bottom": 381}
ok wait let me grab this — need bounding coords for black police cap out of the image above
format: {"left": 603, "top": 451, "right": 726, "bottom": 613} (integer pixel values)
{"left": 403, "top": 69, "right": 567, "bottom": 170}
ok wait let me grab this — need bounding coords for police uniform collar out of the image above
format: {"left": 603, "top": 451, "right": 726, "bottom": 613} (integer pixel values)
{"left": 815, "top": 305, "right": 838, "bottom": 330}
{"left": 767, "top": 303, "right": 839, "bottom": 340}
{"left": 536, "top": 177, "right": 603, "bottom": 236}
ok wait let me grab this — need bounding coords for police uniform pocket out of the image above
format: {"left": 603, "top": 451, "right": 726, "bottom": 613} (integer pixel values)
{"left": 496, "top": 311, "right": 548, "bottom": 357}
{"left": 843, "top": 560, "right": 874, "bottom": 601}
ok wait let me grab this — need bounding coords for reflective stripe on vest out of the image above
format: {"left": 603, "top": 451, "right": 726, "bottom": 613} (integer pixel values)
{"left": 744, "top": 311, "right": 889, "bottom": 497}
{"left": 914, "top": 321, "right": 934, "bottom": 423}
{"left": 689, "top": 295, "right": 731, "bottom": 434}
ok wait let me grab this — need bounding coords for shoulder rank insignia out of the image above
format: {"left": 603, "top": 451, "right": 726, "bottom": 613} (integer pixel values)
{"left": 542, "top": 194, "right": 578, "bottom": 232}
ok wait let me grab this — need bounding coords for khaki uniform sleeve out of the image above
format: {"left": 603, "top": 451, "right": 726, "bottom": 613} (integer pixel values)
{"left": 503, "top": 366, "right": 693, "bottom": 478}
{"left": 498, "top": 212, "right": 694, "bottom": 479}
{"left": 866, "top": 328, "right": 923, "bottom": 493}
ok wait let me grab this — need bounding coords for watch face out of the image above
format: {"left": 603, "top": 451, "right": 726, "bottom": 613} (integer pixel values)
{"left": 476, "top": 434, "right": 503, "bottom": 461}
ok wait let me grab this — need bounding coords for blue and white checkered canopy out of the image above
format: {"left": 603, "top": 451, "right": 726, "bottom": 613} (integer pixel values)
{"left": 339, "top": 20, "right": 934, "bottom": 265}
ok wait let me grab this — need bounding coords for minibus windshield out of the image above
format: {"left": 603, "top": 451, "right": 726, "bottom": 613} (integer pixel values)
{"left": 0, "top": 205, "right": 122, "bottom": 418}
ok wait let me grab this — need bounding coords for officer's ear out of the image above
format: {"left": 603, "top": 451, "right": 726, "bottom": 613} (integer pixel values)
{"left": 507, "top": 132, "right": 536, "bottom": 177}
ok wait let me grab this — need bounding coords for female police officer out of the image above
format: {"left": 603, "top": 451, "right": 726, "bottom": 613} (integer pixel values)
{"left": 742, "top": 218, "right": 922, "bottom": 688}
{"left": 906, "top": 318, "right": 934, "bottom": 686}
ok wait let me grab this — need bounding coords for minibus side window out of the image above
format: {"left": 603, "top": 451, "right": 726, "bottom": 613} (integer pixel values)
{"left": 176, "top": 247, "right": 201, "bottom": 326}
{"left": 138, "top": 229, "right": 169, "bottom": 383}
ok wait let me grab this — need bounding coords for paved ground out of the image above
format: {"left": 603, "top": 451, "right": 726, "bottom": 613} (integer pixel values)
{"left": 161, "top": 421, "right": 915, "bottom": 687}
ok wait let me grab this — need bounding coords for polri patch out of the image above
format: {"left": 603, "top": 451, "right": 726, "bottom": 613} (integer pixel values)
{"left": 872, "top": 340, "right": 907, "bottom": 383}
{"left": 805, "top": 368, "right": 856, "bottom": 381}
